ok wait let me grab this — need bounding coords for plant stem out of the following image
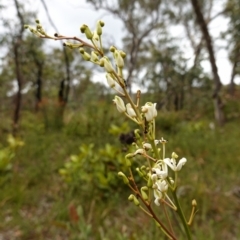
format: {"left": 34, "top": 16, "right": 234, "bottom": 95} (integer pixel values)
{"left": 171, "top": 189, "right": 192, "bottom": 240}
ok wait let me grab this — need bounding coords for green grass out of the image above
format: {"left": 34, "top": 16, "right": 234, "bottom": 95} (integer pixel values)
{"left": 0, "top": 107, "right": 240, "bottom": 240}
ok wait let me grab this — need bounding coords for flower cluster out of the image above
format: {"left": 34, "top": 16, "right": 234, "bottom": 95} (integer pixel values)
{"left": 151, "top": 154, "right": 187, "bottom": 206}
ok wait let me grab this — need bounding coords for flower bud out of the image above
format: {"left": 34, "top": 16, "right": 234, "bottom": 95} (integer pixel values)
{"left": 143, "top": 142, "right": 152, "bottom": 150}
{"left": 136, "top": 168, "right": 144, "bottom": 177}
{"left": 79, "top": 48, "right": 91, "bottom": 61}
{"left": 100, "top": 57, "right": 115, "bottom": 73}
{"left": 128, "top": 194, "right": 134, "bottom": 201}
{"left": 110, "top": 46, "right": 116, "bottom": 52}
{"left": 80, "top": 24, "right": 93, "bottom": 39}
{"left": 106, "top": 74, "right": 115, "bottom": 88}
{"left": 115, "top": 51, "right": 124, "bottom": 68}
{"left": 141, "top": 187, "right": 149, "bottom": 201}
{"left": 126, "top": 103, "right": 136, "bottom": 118}
{"left": 192, "top": 199, "right": 197, "bottom": 206}
{"left": 119, "top": 50, "right": 126, "bottom": 58}
{"left": 172, "top": 152, "right": 178, "bottom": 159}
{"left": 113, "top": 96, "right": 126, "bottom": 113}
{"left": 147, "top": 175, "right": 153, "bottom": 187}
{"left": 118, "top": 172, "right": 129, "bottom": 184}
{"left": 91, "top": 51, "right": 99, "bottom": 62}
{"left": 133, "top": 195, "right": 140, "bottom": 206}
{"left": 96, "top": 20, "right": 104, "bottom": 35}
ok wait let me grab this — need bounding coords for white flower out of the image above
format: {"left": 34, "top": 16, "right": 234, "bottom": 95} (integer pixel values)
{"left": 159, "top": 137, "right": 167, "bottom": 144}
{"left": 153, "top": 180, "right": 168, "bottom": 206}
{"left": 126, "top": 103, "right": 136, "bottom": 118}
{"left": 113, "top": 96, "right": 126, "bottom": 113}
{"left": 156, "top": 179, "right": 168, "bottom": 192}
{"left": 164, "top": 157, "right": 187, "bottom": 172}
{"left": 152, "top": 161, "right": 168, "bottom": 180}
{"left": 141, "top": 102, "right": 157, "bottom": 122}
{"left": 153, "top": 187, "right": 163, "bottom": 206}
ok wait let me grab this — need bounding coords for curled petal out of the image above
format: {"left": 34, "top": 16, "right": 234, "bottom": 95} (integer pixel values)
{"left": 175, "top": 158, "right": 187, "bottom": 171}
{"left": 134, "top": 149, "right": 145, "bottom": 155}
{"left": 154, "top": 197, "right": 161, "bottom": 206}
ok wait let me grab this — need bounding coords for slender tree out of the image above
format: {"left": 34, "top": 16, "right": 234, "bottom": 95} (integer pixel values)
{"left": 190, "top": 0, "right": 225, "bottom": 125}
{"left": 12, "top": 0, "right": 25, "bottom": 134}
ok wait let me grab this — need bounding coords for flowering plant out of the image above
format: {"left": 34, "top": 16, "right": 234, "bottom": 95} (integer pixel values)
{"left": 25, "top": 20, "right": 197, "bottom": 240}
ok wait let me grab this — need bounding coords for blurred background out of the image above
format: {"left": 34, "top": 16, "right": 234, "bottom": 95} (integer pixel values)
{"left": 0, "top": 0, "right": 240, "bottom": 239}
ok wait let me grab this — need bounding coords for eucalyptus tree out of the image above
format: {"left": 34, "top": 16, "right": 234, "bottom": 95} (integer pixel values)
{"left": 223, "top": 0, "right": 240, "bottom": 95}
{"left": 0, "top": 0, "right": 35, "bottom": 134}
{"left": 189, "top": 0, "right": 225, "bottom": 125}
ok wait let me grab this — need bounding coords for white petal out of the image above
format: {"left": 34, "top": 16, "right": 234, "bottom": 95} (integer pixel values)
{"left": 163, "top": 158, "right": 176, "bottom": 171}
{"left": 176, "top": 158, "right": 187, "bottom": 171}
{"left": 154, "top": 197, "right": 161, "bottom": 206}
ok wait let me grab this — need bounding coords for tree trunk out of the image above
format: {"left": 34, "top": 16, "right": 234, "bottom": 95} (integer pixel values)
{"left": 229, "top": 60, "right": 237, "bottom": 96}
{"left": 13, "top": 42, "right": 22, "bottom": 135}
{"left": 190, "top": 0, "right": 225, "bottom": 126}
{"left": 12, "top": 0, "right": 24, "bottom": 135}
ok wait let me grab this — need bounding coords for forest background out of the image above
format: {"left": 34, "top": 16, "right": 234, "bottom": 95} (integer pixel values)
{"left": 0, "top": 0, "right": 240, "bottom": 239}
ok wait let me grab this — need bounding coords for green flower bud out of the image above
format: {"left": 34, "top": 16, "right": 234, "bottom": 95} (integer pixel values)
{"left": 99, "top": 58, "right": 104, "bottom": 67}
{"left": 140, "top": 166, "right": 147, "bottom": 176}
{"left": 80, "top": 24, "right": 93, "bottom": 39}
{"left": 147, "top": 175, "right": 153, "bottom": 187}
{"left": 101, "top": 57, "right": 115, "bottom": 73}
{"left": 91, "top": 51, "right": 99, "bottom": 62}
{"left": 119, "top": 50, "right": 126, "bottom": 58}
{"left": 136, "top": 168, "right": 144, "bottom": 177}
{"left": 192, "top": 199, "right": 197, "bottom": 207}
{"left": 80, "top": 25, "right": 86, "bottom": 33}
{"left": 114, "top": 51, "right": 124, "bottom": 68}
{"left": 141, "top": 187, "right": 149, "bottom": 201}
{"left": 110, "top": 46, "right": 116, "bottom": 52}
{"left": 128, "top": 194, "right": 134, "bottom": 201}
{"left": 63, "top": 42, "right": 73, "bottom": 49}
{"left": 133, "top": 195, "right": 140, "bottom": 206}
{"left": 79, "top": 48, "right": 85, "bottom": 54}
{"left": 96, "top": 20, "right": 104, "bottom": 35}
{"left": 79, "top": 48, "right": 91, "bottom": 61}
{"left": 172, "top": 152, "right": 178, "bottom": 159}
{"left": 118, "top": 172, "right": 129, "bottom": 184}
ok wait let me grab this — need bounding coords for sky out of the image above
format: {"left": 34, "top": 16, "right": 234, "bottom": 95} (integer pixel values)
{"left": 2, "top": 0, "right": 239, "bottom": 89}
